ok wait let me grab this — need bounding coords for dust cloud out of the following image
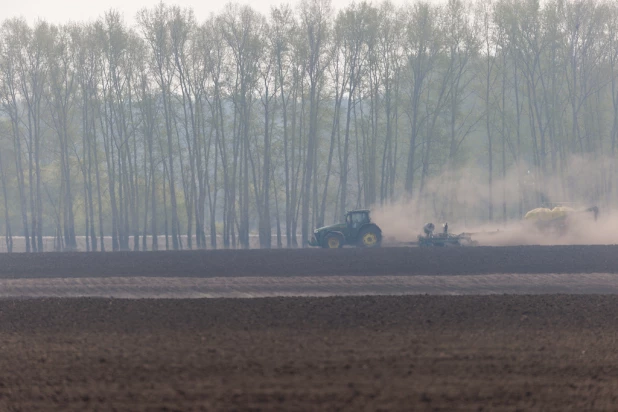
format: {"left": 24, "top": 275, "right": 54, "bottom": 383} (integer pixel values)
{"left": 371, "top": 155, "right": 618, "bottom": 246}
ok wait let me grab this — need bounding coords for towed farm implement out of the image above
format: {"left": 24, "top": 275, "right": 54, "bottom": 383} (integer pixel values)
{"left": 412, "top": 223, "right": 479, "bottom": 247}
{"left": 411, "top": 204, "right": 600, "bottom": 247}
{"left": 522, "top": 204, "right": 599, "bottom": 236}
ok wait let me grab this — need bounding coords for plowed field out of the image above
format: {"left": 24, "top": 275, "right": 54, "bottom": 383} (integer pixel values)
{"left": 1, "top": 296, "right": 618, "bottom": 411}
{"left": 2, "top": 246, "right": 618, "bottom": 411}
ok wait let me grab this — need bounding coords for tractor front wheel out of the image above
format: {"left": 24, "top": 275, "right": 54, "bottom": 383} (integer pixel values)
{"left": 358, "top": 227, "right": 382, "bottom": 248}
{"left": 323, "top": 232, "right": 344, "bottom": 249}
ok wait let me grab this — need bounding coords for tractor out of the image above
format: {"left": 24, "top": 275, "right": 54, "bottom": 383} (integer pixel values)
{"left": 308, "top": 209, "right": 383, "bottom": 248}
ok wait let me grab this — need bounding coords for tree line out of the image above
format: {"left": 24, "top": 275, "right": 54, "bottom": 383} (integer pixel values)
{"left": 0, "top": 0, "right": 617, "bottom": 252}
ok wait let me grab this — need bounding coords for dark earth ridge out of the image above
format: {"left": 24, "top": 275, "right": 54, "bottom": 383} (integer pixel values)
{"left": 1, "top": 244, "right": 618, "bottom": 279}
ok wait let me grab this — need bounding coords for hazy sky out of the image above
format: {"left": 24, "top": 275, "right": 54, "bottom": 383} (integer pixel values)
{"left": 4, "top": 0, "right": 438, "bottom": 25}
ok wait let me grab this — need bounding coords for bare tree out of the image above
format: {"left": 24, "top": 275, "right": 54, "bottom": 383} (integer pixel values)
{"left": 299, "top": 0, "right": 331, "bottom": 247}
{"left": 138, "top": 4, "right": 181, "bottom": 250}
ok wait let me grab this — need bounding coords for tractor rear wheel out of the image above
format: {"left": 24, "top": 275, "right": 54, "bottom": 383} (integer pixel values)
{"left": 358, "top": 226, "right": 382, "bottom": 248}
{"left": 323, "top": 232, "right": 344, "bottom": 249}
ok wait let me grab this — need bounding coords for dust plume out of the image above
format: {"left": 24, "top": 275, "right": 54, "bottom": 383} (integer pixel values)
{"left": 371, "top": 154, "right": 618, "bottom": 246}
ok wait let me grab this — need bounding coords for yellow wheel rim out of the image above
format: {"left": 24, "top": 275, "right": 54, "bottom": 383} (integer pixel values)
{"left": 328, "top": 237, "right": 340, "bottom": 248}
{"left": 363, "top": 233, "right": 377, "bottom": 246}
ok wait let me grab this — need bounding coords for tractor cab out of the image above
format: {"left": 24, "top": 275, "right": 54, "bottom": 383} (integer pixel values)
{"left": 346, "top": 210, "right": 371, "bottom": 229}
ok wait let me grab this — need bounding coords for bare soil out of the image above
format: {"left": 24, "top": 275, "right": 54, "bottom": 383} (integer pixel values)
{"left": 2, "top": 273, "right": 618, "bottom": 298}
{"left": 1, "top": 295, "right": 618, "bottom": 411}
{"left": 2, "top": 245, "right": 618, "bottom": 278}
{"left": 1, "top": 247, "right": 618, "bottom": 410}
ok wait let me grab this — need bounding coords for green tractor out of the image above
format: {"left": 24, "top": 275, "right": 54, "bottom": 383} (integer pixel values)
{"left": 308, "top": 209, "right": 382, "bottom": 249}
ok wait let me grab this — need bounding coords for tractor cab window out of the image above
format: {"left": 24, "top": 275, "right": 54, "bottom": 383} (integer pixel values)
{"left": 348, "top": 212, "right": 369, "bottom": 228}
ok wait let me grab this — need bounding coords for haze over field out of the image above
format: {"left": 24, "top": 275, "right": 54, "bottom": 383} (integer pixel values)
{"left": 0, "top": 0, "right": 617, "bottom": 252}
{"left": 5, "top": 0, "right": 445, "bottom": 24}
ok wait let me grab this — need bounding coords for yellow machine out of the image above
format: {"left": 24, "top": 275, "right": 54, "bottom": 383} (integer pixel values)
{"left": 523, "top": 205, "right": 598, "bottom": 235}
